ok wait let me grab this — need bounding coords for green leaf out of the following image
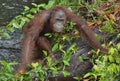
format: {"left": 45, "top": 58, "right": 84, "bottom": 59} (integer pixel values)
{"left": 13, "top": 22, "right": 20, "bottom": 28}
{"left": 31, "top": 3, "right": 37, "bottom": 7}
{"left": 31, "top": 62, "right": 39, "bottom": 68}
{"left": 63, "top": 60, "right": 70, "bottom": 66}
{"left": 84, "top": 72, "right": 98, "bottom": 79}
{"left": 108, "top": 55, "right": 114, "bottom": 62}
{"left": 39, "top": 73, "right": 45, "bottom": 81}
{"left": 96, "top": 49, "right": 100, "bottom": 55}
{"left": 20, "top": 21, "right": 26, "bottom": 28}
{"left": 45, "top": 0, "right": 55, "bottom": 9}
{"left": 112, "top": 64, "right": 117, "bottom": 73}
{"left": 2, "top": 32, "right": 11, "bottom": 39}
{"left": 116, "top": 66, "right": 120, "bottom": 72}
{"left": 26, "top": 14, "right": 34, "bottom": 19}
{"left": 108, "top": 47, "right": 115, "bottom": 55}
{"left": 42, "top": 50, "right": 47, "bottom": 56}
{"left": 30, "top": 8, "right": 37, "bottom": 13}
{"left": 46, "top": 56, "right": 52, "bottom": 66}
{"left": 24, "top": 6, "right": 30, "bottom": 11}
{"left": 117, "top": 43, "right": 120, "bottom": 50}
{"left": 59, "top": 45, "right": 66, "bottom": 54}
{"left": 115, "top": 57, "right": 120, "bottom": 64}
{"left": 7, "top": 27, "right": 15, "bottom": 32}
{"left": 103, "top": 55, "right": 108, "bottom": 61}
{"left": 38, "top": 4, "right": 46, "bottom": 8}
{"left": 117, "top": 34, "right": 120, "bottom": 38}
{"left": 108, "top": 41, "right": 113, "bottom": 46}
{"left": 79, "top": 56, "right": 84, "bottom": 62}
{"left": 0, "top": 60, "right": 7, "bottom": 65}
{"left": 50, "top": 67, "right": 58, "bottom": 75}
{"left": 53, "top": 70, "right": 58, "bottom": 75}
{"left": 44, "top": 33, "right": 52, "bottom": 37}
{"left": 52, "top": 43, "right": 58, "bottom": 52}
{"left": 67, "top": 43, "right": 76, "bottom": 53}
{"left": 63, "top": 70, "right": 70, "bottom": 77}
{"left": 9, "top": 62, "right": 18, "bottom": 66}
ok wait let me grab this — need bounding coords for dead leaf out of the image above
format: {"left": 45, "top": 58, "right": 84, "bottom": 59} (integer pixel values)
{"left": 109, "top": 14, "right": 116, "bottom": 21}
{"left": 96, "top": 20, "right": 102, "bottom": 25}
{"left": 103, "top": 15, "right": 109, "bottom": 21}
{"left": 88, "top": 22, "right": 95, "bottom": 26}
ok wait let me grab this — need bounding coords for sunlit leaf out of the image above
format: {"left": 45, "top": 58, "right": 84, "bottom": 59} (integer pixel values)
{"left": 67, "top": 43, "right": 76, "bottom": 53}
{"left": 46, "top": 56, "right": 52, "bottom": 66}
{"left": 108, "top": 47, "right": 115, "bottom": 55}
{"left": 116, "top": 66, "right": 120, "bottom": 72}
{"left": 7, "top": 27, "right": 15, "bottom": 32}
{"left": 108, "top": 41, "right": 113, "bottom": 46}
{"left": 52, "top": 43, "right": 58, "bottom": 52}
{"left": 84, "top": 73, "right": 97, "bottom": 79}
{"left": 26, "top": 14, "right": 34, "bottom": 19}
{"left": 13, "top": 22, "right": 20, "bottom": 28}
{"left": 30, "top": 8, "right": 37, "bottom": 13}
{"left": 115, "top": 57, "right": 120, "bottom": 64}
{"left": 31, "top": 3, "right": 37, "bottom": 7}
{"left": 42, "top": 50, "right": 47, "bottom": 56}
{"left": 24, "top": 6, "right": 30, "bottom": 11}
{"left": 63, "top": 60, "right": 70, "bottom": 66}
{"left": 112, "top": 64, "right": 117, "bottom": 73}
{"left": 45, "top": 0, "right": 55, "bottom": 9}
{"left": 38, "top": 4, "right": 46, "bottom": 8}
{"left": 44, "top": 33, "right": 52, "bottom": 37}
{"left": 2, "top": 32, "right": 11, "bottom": 39}
{"left": 103, "top": 55, "right": 108, "bottom": 61}
{"left": 117, "top": 43, "right": 120, "bottom": 50}
{"left": 31, "top": 62, "right": 39, "bottom": 68}
{"left": 108, "top": 55, "right": 114, "bottom": 62}
{"left": 117, "top": 34, "right": 120, "bottom": 38}
{"left": 63, "top": 70, "right": 70, "bottom": 77}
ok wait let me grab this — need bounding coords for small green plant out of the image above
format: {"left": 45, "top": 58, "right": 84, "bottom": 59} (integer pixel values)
{"left": 84, "top": 41, "right": 120, "bottom": 81}
{"left": 102, "top": 19, "right": 115, "bottom": 33}
{"left": 0, "top": 61, "right": 18, "bottom": 81}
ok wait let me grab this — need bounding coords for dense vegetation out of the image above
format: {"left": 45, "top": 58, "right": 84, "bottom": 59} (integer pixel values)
{"left": 0, "top": 0, "right": 120, "bottom": 81}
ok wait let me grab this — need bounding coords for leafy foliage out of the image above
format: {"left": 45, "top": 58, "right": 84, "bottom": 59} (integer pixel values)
{"left": 0, "top": 1, "right": 55, "bottom": 39}
{"left": 0, "top": 0, "right": 120, "bottom": 81}
{"left": 0, "top": 61, "right": 18, "bottom": 81}
{"left": 84, "top": 41, "right": 120, "bottom": 81}
{"left": 0, "top": 1, "right": 79, "bottom": 80}
{"left": 0, "top": 20, "right": 78, "bottom": 81}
